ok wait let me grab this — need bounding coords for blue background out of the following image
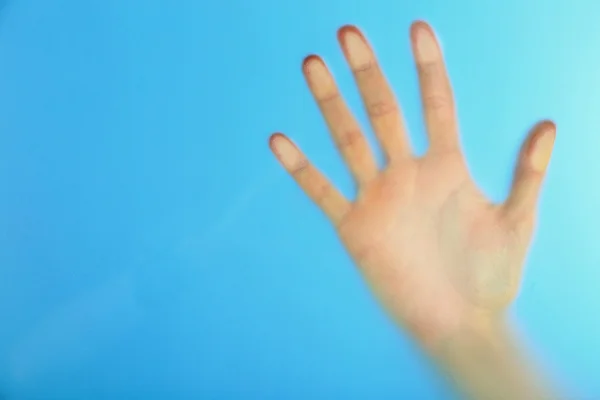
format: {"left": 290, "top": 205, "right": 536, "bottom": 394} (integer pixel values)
{"left": 0, "top": 0, "right": 598, "bottom": 398}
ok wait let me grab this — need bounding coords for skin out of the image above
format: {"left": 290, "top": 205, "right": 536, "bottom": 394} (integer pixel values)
{"left": 269, "top": 21, "right": 554, "bottom": 345}
{"left": 268, "top": 21, "right": 558, "bottom": 399}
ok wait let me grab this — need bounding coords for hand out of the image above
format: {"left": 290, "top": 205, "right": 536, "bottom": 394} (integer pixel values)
{"left": 269, "top": 21, "right": 555, "bottom": 347}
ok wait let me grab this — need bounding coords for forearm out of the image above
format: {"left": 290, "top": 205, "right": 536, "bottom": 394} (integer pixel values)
{"left": 429, "top": 316, "right": 560, "bottom": 400}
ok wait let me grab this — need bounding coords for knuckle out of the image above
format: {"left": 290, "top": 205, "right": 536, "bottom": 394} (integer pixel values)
{"left": 318, "top": 90, "right": 341, "bottom": 105}
{"left": 423, "top": 93, "right": 452, "bottom": 112}
{"left": 368, "top": 100, "right": 398, "bottom": 118}
{"left": 353, "top": 60, "right": 376, "bottom": 75}
{"left": 337, "top": 128, "right": 363, "bottom": 150}
{"left": 291, "top": 159, "right": 310, "bottom": 175}
{"left": 417, "top": 61, "right": 439, "bottom": 78}
{"left": 313, "top": 183, "right": 333, "bottom": 203}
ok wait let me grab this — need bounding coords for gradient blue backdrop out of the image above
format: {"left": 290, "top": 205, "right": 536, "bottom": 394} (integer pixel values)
{"left": 0, "top": 0, "right": 598, "bottom": 398}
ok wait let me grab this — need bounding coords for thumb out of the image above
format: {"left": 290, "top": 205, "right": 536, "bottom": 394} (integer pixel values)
{"left": 501, "top": 120, "right": 556, "bottom": 225}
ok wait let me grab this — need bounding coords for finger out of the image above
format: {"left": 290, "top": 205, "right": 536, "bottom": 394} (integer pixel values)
{"left": 303, "top": 55, "right": 379, "bottom": 185}
{"left": 269, "top": 133, "right": 352, "bottom": 225}
{"left": 410, "top": 21, "right": 459, "bottom": 153}
{"left": 501, "top": 120, "right": 556, "bottom": 225}
{"left": 338, "top": 25, "right": 410, "bottom": 162}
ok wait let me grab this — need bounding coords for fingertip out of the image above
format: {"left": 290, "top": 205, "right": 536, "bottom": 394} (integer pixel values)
{"left": 410, "top": 20, "right": 443, "bottom": 65}
{"left": 535, "top": 119, "right": 557, "bottom": 136}
{"left": 268, "top": 134, "right": 307, "bottom": 172}
{"left": 528, "top": 121, "right": 556, "bottom": 172}
{"left": 269, "top": 133, "right": 288, "bottom": 158}
{"left": 337, "top": 25, "right": 373, "bottom": 68}
{"left": 337, "top": 24, "right": 361, "bottom": 42}
{"left": 410, "top": 20, "right": 429, "bottom": 34}
{"left": 502, "top": 119, "right": 556, "bottom": 224}
{"left": 302, "top": 54, "right": 322, "bottom": 74}
{"left": 268, "top": 132, "right": 284, "bottom": 147}
{"left": 410, "top": 20, "right": 435, "bottom": 40}
{"left": 528, "top": 119, "right": 556, "bottom": 145}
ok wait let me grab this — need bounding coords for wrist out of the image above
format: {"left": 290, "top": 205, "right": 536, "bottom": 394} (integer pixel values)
{"left": 415, "top": 307, "right": 508, "bottom": 355}
{"left": 426, "top": 314, "right": 555, "bottom": 400}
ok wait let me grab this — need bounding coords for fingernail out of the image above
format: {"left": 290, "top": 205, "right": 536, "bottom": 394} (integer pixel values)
{"left": 341, "top": 28, "right": 371, "bottom": 67}
{"left": 530, "top": 127, "right": 555, "bottom": 172}
{"left": 270, "top": 134, "right": 304, "bottom": 169}
{"left": 413, "top": 24, "right": 439, "bottom": 63}
{"left": 303, "top": 56, "right": 335, "bottom": 96}
{"left": 302, "top": 55, "right": 322, "bottom": 76}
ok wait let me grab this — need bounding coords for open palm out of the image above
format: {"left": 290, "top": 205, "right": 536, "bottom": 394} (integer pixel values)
{"left": 269, "top": 21, "right": 555, "bottom": 346}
